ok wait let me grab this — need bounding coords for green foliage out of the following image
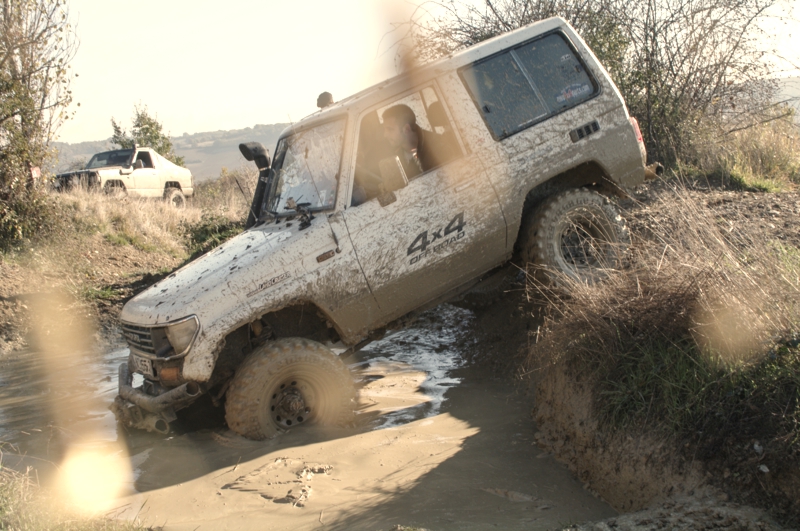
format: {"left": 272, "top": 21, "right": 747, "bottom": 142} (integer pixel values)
{"left": 111, "top": 104, "right": 185, "bottom": 166}
{"left": 1, "top": 0, "right": 76, "bottom": 249}
{"left": 0, "top": 186, "right": 59, "bottom": 250}
{"left": 80, "top": 286, "right": 123, "bottom": 301}
{"left": 183, "top": 213, "right": 244, "bottom": 259}
{"left": 597, "top": 337, "right": 800, "bottom": 453}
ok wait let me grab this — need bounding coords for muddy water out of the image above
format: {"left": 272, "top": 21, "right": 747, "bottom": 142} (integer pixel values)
{"left": 0, "top": 345, "right": 127, "bottom": 470}
{"left": 353, "top": 305, "right": 472, "bottom": 429}
{"left": 0, "top": 303, "right": 616, "bottom": 529}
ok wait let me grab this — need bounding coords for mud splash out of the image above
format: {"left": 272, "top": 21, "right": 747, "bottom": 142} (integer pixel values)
{"left": 353, "top": 304, "right": 472, "bottom": 428}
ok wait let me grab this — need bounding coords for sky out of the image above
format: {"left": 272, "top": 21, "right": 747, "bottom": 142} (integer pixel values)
{"left": 56, "top": 0, "right": 799, "bottom": 144}
{"left": 57, "top": 0, "right": 421, "bottom": 143}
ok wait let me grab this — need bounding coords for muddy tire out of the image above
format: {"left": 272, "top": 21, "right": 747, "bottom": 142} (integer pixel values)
{"left": 164, "top": 188, "right": 186, "bottom": 208}
{"left": 520, "top": 188, "right": 629, "bottom": 282}
{"left": 225, "top": 338, "right": 355, "bottom": 440}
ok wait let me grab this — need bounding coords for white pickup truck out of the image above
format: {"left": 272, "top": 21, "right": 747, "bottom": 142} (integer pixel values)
{"left": 54, "top": 146, "right": 194, "bottom": 206}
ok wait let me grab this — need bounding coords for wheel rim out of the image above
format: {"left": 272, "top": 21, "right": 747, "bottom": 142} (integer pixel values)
{"left": 171, "top": 193, "right": 184, "bottom": 207}
{"left": 559, "top": 208, "right": 613, "bottom": 269}
{"left": 268, "top": 378, "right": 318, "bottom": 428}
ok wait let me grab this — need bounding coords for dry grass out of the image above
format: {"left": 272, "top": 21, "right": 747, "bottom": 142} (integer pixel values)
{"left": 38, "top": 165, "right": 256, "bottom": 259}
{"left": 58, "top": 189, "right": 202, "bottom": 257}
{"left": 0, "top": 466, "right": 147, "bottom": 530}
{"left": 191, "top": 165, "right": 257, "bottom": 217}
{"left": 526, "top": 177, "right": 800, "bottom": 514}
{"left": 525, "top": 180, "right": 800, "bottom": 517}
{"left": 689, "top": 109, "right": 800, "bottom": 191}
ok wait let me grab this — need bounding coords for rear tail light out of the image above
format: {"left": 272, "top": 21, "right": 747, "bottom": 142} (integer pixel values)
{"left": 630, "top": 117, "right": 647, "bottom": 164}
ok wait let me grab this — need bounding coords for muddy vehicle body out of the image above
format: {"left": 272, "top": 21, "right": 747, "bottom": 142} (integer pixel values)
{"left": 113, "top": 17, "right": 655, "bottom": 438}
{"left": 55, "top": 147, "right": 194, "bottom": 205}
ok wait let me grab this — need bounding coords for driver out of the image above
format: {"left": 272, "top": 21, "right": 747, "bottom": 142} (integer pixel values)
{"left": 382, "top": 104, "right": 454, "bottom": 179}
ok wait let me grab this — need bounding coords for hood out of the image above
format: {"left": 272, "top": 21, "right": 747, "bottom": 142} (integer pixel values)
{"left": 120, "top": 219, "right": 326, "bottom": 326}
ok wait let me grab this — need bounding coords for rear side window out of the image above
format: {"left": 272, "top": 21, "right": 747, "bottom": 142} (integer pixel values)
{"left": 460, "top": 32, "right": 597, "bottom": 140}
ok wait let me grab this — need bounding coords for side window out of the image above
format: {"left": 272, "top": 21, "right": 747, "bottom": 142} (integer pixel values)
{"left": 135, "top": 151, "right": 154, "bottom": 169}
{"left": 461, "top": 53, "right": 547, "bottom": 138}
{"left": 460, "top": 32, "right": 598, "bottom": 140}
{"left": 514, "top": 34, "right": 595, "bottom": 112}
{"left": 351, "top": 86, "right": 463, "bottom": 206}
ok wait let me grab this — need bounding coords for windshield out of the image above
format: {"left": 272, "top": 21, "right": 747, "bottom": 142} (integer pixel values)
{"left": 264, "top": 119, "right": 345, "bottom": 215}
{"left": 86, "top": 149, "right": 134, "bottom": 169}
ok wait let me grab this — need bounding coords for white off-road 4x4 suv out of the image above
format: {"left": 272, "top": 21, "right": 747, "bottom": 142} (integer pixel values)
{"left": 112, "top": 17, "right": 659, "bottom": 438}
{"left": 55, "top": 146, "right": 194, "bottom": 207}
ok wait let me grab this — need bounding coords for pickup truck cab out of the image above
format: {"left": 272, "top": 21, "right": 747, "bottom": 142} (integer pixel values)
{"left": 55, "top": 147, "right": 194, "bottom": 206}
{"left": 112, "top": 17, "right": 656, "bottom": 439}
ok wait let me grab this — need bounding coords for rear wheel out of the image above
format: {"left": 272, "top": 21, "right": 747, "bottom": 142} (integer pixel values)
{"left": 520, "top": 188, "right": 629, "bottom": 282}
{"left": 164, "top": 188, "right": 186, "bottom": 208}
{"left": 225, "top": 338, "right": 355, "bottom": 440}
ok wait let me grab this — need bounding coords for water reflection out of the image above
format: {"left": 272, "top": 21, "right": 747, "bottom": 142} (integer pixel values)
{"left": 354, "top": 304, "right": 473, "bottom": 428}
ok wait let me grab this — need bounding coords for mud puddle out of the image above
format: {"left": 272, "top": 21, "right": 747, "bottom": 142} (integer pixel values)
{"left": 352, "top": 305, "right": 471, "bottom": 428}
{"left": 0, "top": 302, "right": 617, "bottom": 530}
{"left": 0, "top": 346, "right": 127, "bottom": 469}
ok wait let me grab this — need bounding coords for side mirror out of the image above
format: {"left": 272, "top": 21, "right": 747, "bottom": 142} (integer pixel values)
{"left": 120, "top": 166, "right": 133, "bottom": 175}
{"left": 239, "top": 142, "right": 271, "bottom": 170}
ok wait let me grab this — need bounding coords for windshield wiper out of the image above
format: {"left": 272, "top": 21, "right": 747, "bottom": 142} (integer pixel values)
{"left": 284, "top": 198, "right": 315, "bottom": 230}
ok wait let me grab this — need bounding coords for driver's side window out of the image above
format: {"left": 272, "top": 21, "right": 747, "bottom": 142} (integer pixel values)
{"left": 351, "top": 85, "right": 463, "bottom": 206}
{"left": 135, "top": 151, "right": 154, "bottom": 169}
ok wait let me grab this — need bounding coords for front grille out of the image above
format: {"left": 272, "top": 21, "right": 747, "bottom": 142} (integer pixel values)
{"left": 122, "top": 323, "right": 155, "bottom": 355}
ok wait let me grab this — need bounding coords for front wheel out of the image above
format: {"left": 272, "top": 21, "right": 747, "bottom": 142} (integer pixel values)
{"left": 164, "top": 188, "right": 186, "bottom": 208}
{"left": 225, "top": 338, "right": 355, "bottom": 440}
{"left": 520, "top": 188, "right": 630, "bottom": 283}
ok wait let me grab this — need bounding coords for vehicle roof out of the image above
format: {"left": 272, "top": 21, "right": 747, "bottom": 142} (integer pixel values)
{"left": 277, "top": 16, "right": 571, "bottom": 140}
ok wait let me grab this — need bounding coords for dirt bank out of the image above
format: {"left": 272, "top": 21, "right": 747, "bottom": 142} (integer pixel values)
{"left": 0, "top": 231, "right": 183, "bottom": 355}
{"left": 529, "top": 179, "right": 800, "bottom": 529}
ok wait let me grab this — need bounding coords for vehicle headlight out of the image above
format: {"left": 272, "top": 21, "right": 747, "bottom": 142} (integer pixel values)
{"left": 165, "top": 316, "right": 199, "bottom": 354}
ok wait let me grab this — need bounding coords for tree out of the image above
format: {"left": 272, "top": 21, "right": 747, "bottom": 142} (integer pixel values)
{"left": 1, "top": 0, "right": 77, "bottom": 247}
{"left": 410, "top": 0, "right": 786, "bottom": 165}
{"left": 111, "top": 105, "right": 185, "bottom": 166}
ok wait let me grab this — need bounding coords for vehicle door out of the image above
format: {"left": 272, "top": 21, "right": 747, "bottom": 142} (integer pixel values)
{"left": 342, "top": 84, "right": 507, "bottom": 323}
{"left": 131, "top": 150, "right": 160, "bottom": 197}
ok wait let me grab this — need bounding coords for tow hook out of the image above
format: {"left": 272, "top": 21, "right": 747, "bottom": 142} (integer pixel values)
{"left": 644, "top": 162, "right": 664, "bottom": 180}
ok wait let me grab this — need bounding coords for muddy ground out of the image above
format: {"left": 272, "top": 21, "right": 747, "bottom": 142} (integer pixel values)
{"left": 0, "top": 179, "right": 798, "bottom": 530}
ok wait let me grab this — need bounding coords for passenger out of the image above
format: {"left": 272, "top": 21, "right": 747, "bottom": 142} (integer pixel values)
{"left": 352, "top": 111, "right": 393, "bottom": 206}
{"left": 382, "top": 104, "right": 454, "bottom": 179}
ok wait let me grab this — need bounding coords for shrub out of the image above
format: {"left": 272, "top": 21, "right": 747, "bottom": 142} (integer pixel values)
{"left": 0, "top": 186, "right": 60, "bottom": 251}
{"left": 182, "top": 213, "right": 244, "bottom": 259}
{"left": 526, "top": 181, "right": 800, "bottom": 500}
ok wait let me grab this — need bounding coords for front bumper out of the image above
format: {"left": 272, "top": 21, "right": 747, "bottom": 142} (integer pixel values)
{"left": 110, "top": 363, "right": 202, "bottom": 434}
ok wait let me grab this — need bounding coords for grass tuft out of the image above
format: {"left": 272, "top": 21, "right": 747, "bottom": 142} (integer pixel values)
{"left": 0, "top": 467, "right": 147, "bottom": 530}
{"left": 687, "top": 107, "right": 800, "bottom": 191}
{"left": 182, "top": 213, "right": 244, "bottom": 259}
{"left": 526, "top": 180, "right": 800, "bottom": 515}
